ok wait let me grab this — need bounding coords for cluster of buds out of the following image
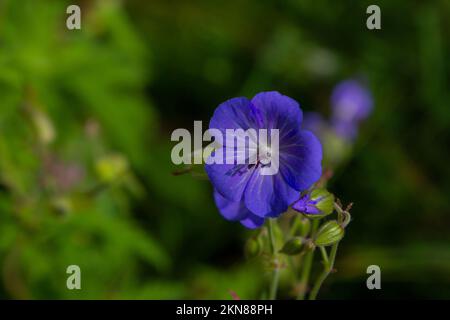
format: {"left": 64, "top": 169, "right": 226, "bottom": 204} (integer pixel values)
{"left": 249, "top": 186, "right": 353, "bottom": 300}
{"left": 279, "top": 189, "right": 351, "bottom": 254}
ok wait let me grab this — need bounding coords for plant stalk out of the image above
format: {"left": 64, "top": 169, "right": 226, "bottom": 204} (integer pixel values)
{"left": 309, "top": 242, "right": 339, "bottom": 300}
{"left": 296, "top": 219, "right": 319, "bottom": 300}
{"left": 267, "top": 219, "right": 279, "bottom": 300}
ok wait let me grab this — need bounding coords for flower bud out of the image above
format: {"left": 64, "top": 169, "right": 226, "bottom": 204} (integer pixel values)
{"left": 292, "top": 189, "right": 334, "bottom": 219}
{"left": 314, "top": 220, "right": 344, "bottom": 247}
{"left": 290, "top": 216, "right": 311, "bottom": 237}
{"left": 245, "top": 236, "right": 263, "bottom": 258}
{"left": 279, "top": 237, "right": 303, "bottom": 255}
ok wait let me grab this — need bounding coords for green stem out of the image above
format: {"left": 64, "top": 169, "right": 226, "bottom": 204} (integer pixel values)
{"left": 319, "top": 246, "right": 329, "bottom": 266}
{"left": 296, "top": 247, "right": 313, "bottom": 300}
{"left": 309, "top": 242, "right": 339, "bottom": 300}
{"left": 267, "top": 219, "right": 279, "bottom": 300}
{"left": 287, "top": 217, "right": 302, "bottom": 281}
{"left": 296, "top": 219, "right": 319, "bottom": 300}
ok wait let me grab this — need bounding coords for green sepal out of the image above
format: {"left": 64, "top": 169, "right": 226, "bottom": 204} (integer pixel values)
{"left": 314, "top": 220, "right": 344, "bottom": 247}
{"left": 303, "top": 188, "right": 335, "bottom": 219}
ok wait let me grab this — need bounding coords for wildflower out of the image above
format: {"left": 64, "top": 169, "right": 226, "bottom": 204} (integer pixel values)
{"left": 331, "top": 79, "right": 373, "bottom": 123}
{"left": 330, "top": 79, "right": 373, "bottom": 140}
{"left": 206, "top": 91, "right": 322, "bottom": 228}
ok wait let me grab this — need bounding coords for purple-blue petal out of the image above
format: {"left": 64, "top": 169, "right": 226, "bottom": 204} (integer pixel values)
{"left": 292, "top": 194, "right": 321, "bottom": 214}
{"left": 205, "top": 148, "right": 254, "bottom": 202}
{"left": 209, "top": 97, "right": 263, "bottom": 136}
{"left": 250, "top": 91, "right": 303, "bottom": 133}
{"left": 214, "top": 190, "right": 265, "bottom": 229}
{"left": 240, "top": 214, "right": 265, "bottom": 229}
{"left": 244, "top": 170, "right": 299, "bottom": 217}
{"left": 213, "top": 189, "right": 250, "bottom": 221}
{"left": 279, "top": 130, "right": 323, "bottom": 191}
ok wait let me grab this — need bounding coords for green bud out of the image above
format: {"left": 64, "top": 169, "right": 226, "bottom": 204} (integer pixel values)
{"left": 279, "top": 237, "right": 303, "bottom": 255}
{"left": 245, "top": 236, "right": 263, "bottom": 258}
{"left": 312, "top": 189, "right": 334, "bottom": 215}
{"left": 314, "top": 220, "right": 344, "bottom": 247}
{"left": 290, "top": 216, "right": 311, "bottom": 237}
{"left": 292, "top": 188, "right": 335, "bottom": 219}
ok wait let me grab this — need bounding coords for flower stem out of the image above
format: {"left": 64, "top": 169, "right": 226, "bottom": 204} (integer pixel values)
{"left": 296, "top": 219, "right": 319, "bottom": 300}
{"left": 319, "top": 246, "right": 329, "bottom": 266}
{"left": 267, "top": 219, "right": 279, "bottom": 300}
{"left": 308, "top": 242, "right": 339, "bottom": 300}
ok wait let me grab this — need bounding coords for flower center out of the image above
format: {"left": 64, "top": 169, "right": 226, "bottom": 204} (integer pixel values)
{"left": 258, "top": 142, "right": 272, "bottom": 165}
{"left": 224, "top": 139, "right": 275, "bottom": 177}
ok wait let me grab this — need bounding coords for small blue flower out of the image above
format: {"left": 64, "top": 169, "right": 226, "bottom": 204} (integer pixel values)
{"left": 206, "top": 91, "right": 323, "bottom": 228}
{"left": 331, "top": 79, "right": 373, "bottom": 123}
{"left": 330, "top": 79, "right": 373, "bottom": 140}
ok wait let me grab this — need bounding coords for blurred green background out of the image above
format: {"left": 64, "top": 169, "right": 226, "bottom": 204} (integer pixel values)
{"left": 0, "top": 0, "right": 449, "bottom": 299}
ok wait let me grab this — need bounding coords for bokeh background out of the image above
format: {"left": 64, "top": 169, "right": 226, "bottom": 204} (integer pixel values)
{"left": 0, "top": 0, "right": 449, "bottom": 299}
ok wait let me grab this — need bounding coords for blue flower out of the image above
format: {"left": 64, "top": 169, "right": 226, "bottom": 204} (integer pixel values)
{"left": 331, "top": 79, "right": 373, "bottom": 123}
{"left": 206, "top": 91, "right": 323, "bottom": 228}
{"left": 330, "top": 79, "right": 373, "bottom": 140}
